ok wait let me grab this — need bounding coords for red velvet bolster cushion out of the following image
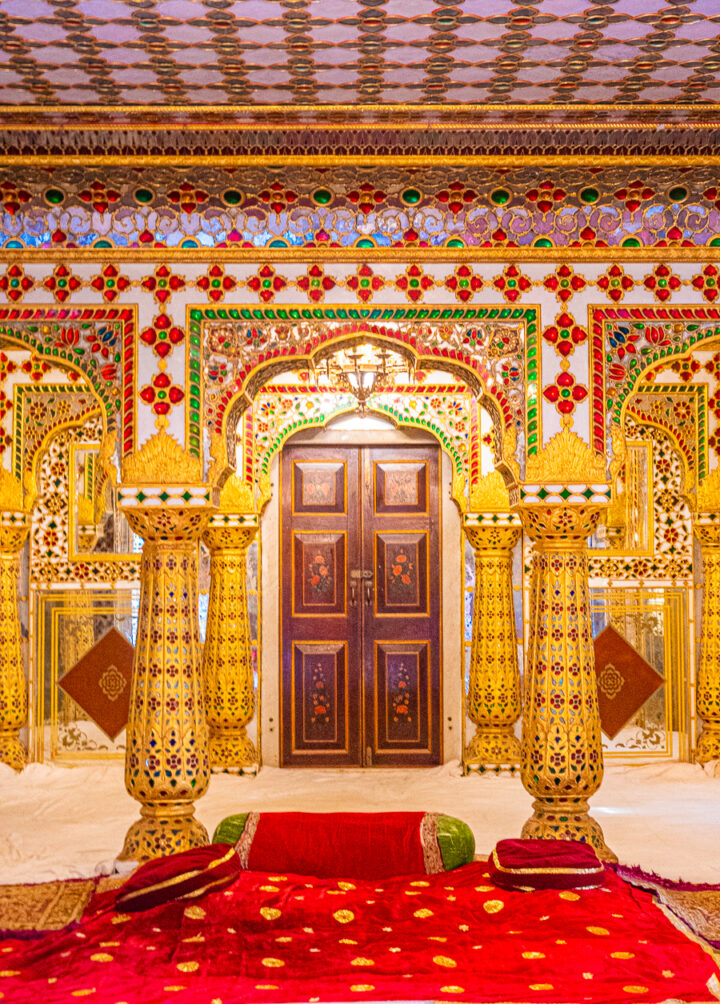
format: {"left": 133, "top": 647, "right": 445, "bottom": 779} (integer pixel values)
{"left": 488, "top": 838, "right": 604, "bottom": 891}
{"left": 115, "top": 843, "right": 241, "bottom": 912}
{"left": 242, "top": 811, "right": 434, "bottom": 879}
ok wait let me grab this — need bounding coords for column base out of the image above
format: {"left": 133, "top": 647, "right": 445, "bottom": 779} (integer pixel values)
{"left": 464, "top": 729, "right": 520, "bottom": 773}
{"left": 521, "top": 798, "right": 617, "bottom": 863}
{"left": 695, "top": 728, "right": 720, "bottom": 765}
{"left": 118, "top": 804, "right": 209, "bottom": 863}
{"left": 0, "top": 732, "right": 25, "bottom": 772}
{"left": 209, "top": 730, "right": 259, "bottom": 774}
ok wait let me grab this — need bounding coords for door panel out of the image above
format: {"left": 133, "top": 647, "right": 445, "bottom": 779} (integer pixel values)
{"left": 363, "top": 447, "right": 440, "bottom": 766}
{"left": 281, "top": 443, "right": 440, "bottom": 767}
{"left": 282, "top": 447, "right": 360, "bottom": 767}
{"left": 292, "top": 642, "right": 349, "bottom": 754}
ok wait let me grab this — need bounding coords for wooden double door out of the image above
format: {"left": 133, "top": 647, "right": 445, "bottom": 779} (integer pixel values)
{"left": 281, "top": 443, "right": 441, "bottom": 767}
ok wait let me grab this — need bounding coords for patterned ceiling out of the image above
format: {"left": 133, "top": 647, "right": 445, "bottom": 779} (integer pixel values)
{"left": 1, "top": 0, "right": 720, "bottom": 107}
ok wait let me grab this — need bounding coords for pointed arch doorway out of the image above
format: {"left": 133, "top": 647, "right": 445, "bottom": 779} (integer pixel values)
{"left": 279, "top": 418, "right": 444, "bottom": 767}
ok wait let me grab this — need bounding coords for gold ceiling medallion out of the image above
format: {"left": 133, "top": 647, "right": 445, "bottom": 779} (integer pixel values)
{"left": 525, "top": 428, "right": 607, "bottom": 485}
{"left": 311, "top": 343, "right": 415, "bottom": 415}
{"left": 121, "top": 429, "right": 202, "bottom": 485}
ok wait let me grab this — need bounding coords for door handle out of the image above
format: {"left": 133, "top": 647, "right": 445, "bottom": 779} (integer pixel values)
{"left": 364, "top": 581, "right": 373, "bottom": 606}
{"left": 350, "top": 583, "right": 357, "bottom": 606}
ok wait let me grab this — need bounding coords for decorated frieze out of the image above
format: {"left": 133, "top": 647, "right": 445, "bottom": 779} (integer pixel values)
{"left": 2, "top": 166, "right": 720, "bottom": 251}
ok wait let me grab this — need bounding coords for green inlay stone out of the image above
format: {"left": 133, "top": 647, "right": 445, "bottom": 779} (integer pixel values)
{"left": 560, "top": 388, "right": 570, "bottom": 397}
{"left": 94, "top": 239, "right": 112, "bottom": 248}
{"left": 181, "top": 240, "right": 198, "bottom": 248}
{"left": 611, "top": 278, "right": 620, "bottom": 287}
{"left": 402, "top": 188, "right": 421, "bottom": 205}
{"left": 268, "top": 239, "right": 287, "bottom": 248}
{"left": 45, "top": 188, "right": 65, "bottom": 205}
{"left": 134, "top": 188, "right": 154, "bottom": 204}
{"left": 312, "top": 188, "right": 332, "bottom": 205}
{"left": 491, "top": 188, "right": 510, "bottom": 205}
{"left": 212, "top": 279, "right": 221, "bottom": 288}
{"left": 360, "top": 279, "right": 370, "bottom": 287}
{"left": 560, "top": 488, "right": 572, "bottom": 500}
{"left": 158, "top": 279, "right": 167, "bottom": 288}
{"left": 10, "top": 279, "right": 18, "bottom": 288}
{"left": 410, "top": 278, "right": 419, "bottom": 288}
{"left": 460, "top": 279, "right": 469, "bottom": 288}
{"left": 262, "top": 279, "right": 271, "bottom": 289}
{"left": 356, "top": 238, "right": 374, "bottom": 248}
{"left": 157, "top": 390, "right": 167, "bottom": 400}
{"left": 135, "top": 491, "right": 146, "bottom": 502}
{"left": 158, "top": 330, "right": 167, "bottom": 339}
{"left": 580, "top": 187, "right": 599, "bottom": 204}
{"left": 106, "top": 279, "right": 115, "bottom": 288}
{"left": 534, "top": 237, "right": 553, "bottom": 248}
{"left": 507, "top": 279, "right": 516, "bottom": 288}
{"left": 668, "top": 186, "right": 687, "bottom": 202}
{"left": 708, "top": 279, "right": 716, "bottom": 287}
{"left": 159, "top": 491, "right": 169, "bottom": 502}
{"left": 710, "top": 238, "right": 720, "bottom": 247}
{"left": 311, "top": 279, "right": 320, "bottom": 288}
{"left": 223, "top": 189, "right": 242, "bottom": 205}
{"left": 182, "top": 490, "right": 192, "bottom": 502}
{"left": 6, "top": 242, "right": 22, "bottom": 249}
{"left": 560, "top": 278, "right": 569, "bottom": 287}
{"left": 622, "top": 237, "right": 641, "bottom": 247}
{"left": 658, "top": 279, "right": 667, "bottom": 287}
{"left": 58, "top": 279, "right": 67, "bottom": 288}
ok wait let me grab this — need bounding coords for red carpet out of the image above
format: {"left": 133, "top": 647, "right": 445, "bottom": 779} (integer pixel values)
{"left": 0, "top": 862, "right": 718, "bottom": 1004}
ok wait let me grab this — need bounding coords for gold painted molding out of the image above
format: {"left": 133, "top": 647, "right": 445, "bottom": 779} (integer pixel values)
{"left": 525, "top": 428, "right": 607, "bottom": 484}
{"left": 121, "top": 429, "right": 202, "bottom": 484}
{"left": 696, "top": 465, "right": 720, "bottom": 514}
{"left": 3, "top": 247, "right": 720, "bottom": 264}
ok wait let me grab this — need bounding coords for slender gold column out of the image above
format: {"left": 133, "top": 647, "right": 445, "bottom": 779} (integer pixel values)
{"left": 693, "top": 522, "right": 720, "bottom": 764}
{"left": 463, "top": 520, "right": 521, "bottom": 772}
{"left": 518, "top": 504, "right": 615, "bottom": 861}
{"left": 202, "top": 522, "right": 259, "bottom": 773}
{"left": 0, "top": 516, "right": 30, "bottom": 771}
{"left": 118, "top": 506, "right": 212, "bottom": 861}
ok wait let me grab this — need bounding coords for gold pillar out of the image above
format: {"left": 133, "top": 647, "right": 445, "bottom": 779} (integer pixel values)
{"left": 202, "top": 522, "right": 259, "bottom": 773}
{"left": 118, "top": 505, "right": 212, "bottom": 861}
{"left": 0, "top": 516, "right": 30, "bottom": 771}
{"left": 463, "top": 519, "right": 521, "bottom": 772}
{"left": 693, "top": 521, "right": 720, "bottom": 764}
{"left": 518, "top": 504, "right": 615, "bottom": 861}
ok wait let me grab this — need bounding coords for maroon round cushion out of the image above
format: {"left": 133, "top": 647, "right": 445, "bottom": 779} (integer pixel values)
{"left": 488, "top": 838, "right": 604, "bottom": 891}
{"left": 115, "top": 843, "right": 241, "bottom": 912}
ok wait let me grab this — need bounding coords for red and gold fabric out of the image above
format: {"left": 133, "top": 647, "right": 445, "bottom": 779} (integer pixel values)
{"left": 115, "top": 843, "right": 241, "bottom": 912}
{"left": 489, "top": 838, "right": 604, "bottom": 891}
{"left": 1, "top": 861, "right": 717, "bottom": 1003}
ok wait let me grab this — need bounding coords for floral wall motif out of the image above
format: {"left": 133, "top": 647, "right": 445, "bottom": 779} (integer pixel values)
{"left": 2, "top": 167, "right": 720, "bottom": 250}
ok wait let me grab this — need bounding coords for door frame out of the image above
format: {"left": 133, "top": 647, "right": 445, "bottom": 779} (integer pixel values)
{"left": 259, "top": 418, "right": 464, "bottom": 767}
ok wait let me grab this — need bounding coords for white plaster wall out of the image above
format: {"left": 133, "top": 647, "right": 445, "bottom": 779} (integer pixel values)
{"left": 259, "top": 424, "right": 463, "bottom": 767}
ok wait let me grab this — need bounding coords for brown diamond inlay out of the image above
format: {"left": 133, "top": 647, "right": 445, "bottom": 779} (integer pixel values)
{"left": 593, "top": 625, "right": 664, "bottom": 741}
{"left": 58, "top": 627, "right": 134, "bottom": 741}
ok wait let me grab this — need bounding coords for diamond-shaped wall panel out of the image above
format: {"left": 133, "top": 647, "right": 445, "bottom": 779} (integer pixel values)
{"left": 58, "top": 627, "right": 134, "bottom": 741}
{"left": 593, "top": 625, "right": 664, "bottom": 741}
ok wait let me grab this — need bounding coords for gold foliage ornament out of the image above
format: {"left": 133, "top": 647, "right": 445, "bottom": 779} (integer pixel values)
{"left": 202, "top": 523, "right": 259, "bottom": 773}
{"left": 517, "top": 503, "right": 615, "bottom": 861}
{"left": 121, "top": 429, "right": 203, "bottom": 485}
{"left": 525, "top": 428, "right": 606, "bottom": 485}
{"left": 463, "top": 521, "right": 521, "bottom": 773}
{"left": 468, "top": 470, "right": 511, "bottom": 513}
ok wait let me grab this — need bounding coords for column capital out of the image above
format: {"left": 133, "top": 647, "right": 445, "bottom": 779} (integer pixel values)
{"left": 463, "top": 521, "right": 521, "bottom": 552}
{"left": 694, "top": 519, "right": 720, "bottom": 549}
{"left": 515, "top": 502, "right": 604, "bottom": 547}
{"left": 122, "top": 502, "right": 216, "bottom": 543}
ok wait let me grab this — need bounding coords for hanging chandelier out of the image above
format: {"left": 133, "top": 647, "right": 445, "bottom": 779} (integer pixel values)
{"left": 311, "top": 343, "right": 416, "bottom": 413}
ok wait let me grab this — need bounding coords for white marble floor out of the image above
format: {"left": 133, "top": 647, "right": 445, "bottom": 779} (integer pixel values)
{"left": 2, "top": 759, "right": 720, "bottom": 885}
